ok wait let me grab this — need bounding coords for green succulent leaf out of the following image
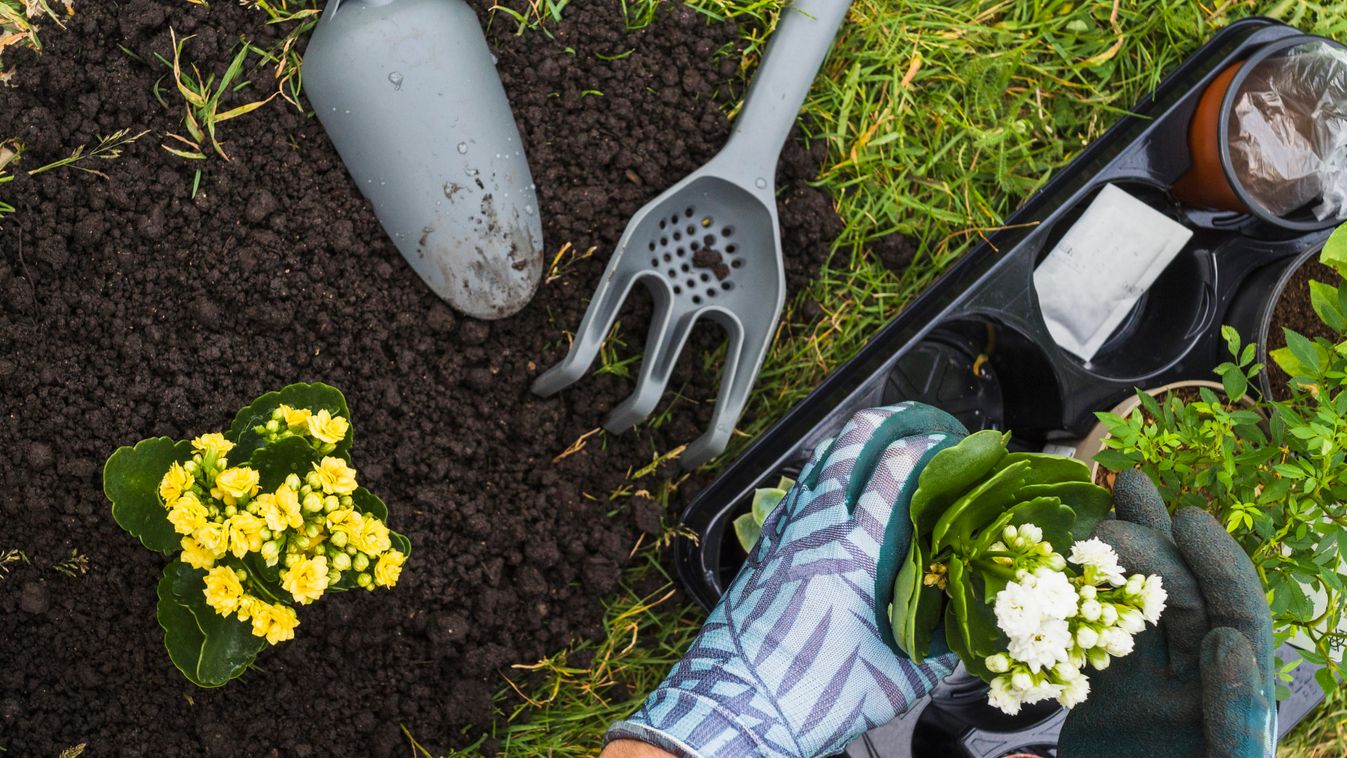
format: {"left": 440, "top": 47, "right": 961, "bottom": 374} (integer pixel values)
{"left": 945, "top": 556, "right": 1001, "bottom": 680}
{"left": 157, "top": 561, "right": 266, "bottom": 688}
{"left": 1007, "top": 496, "right": 1077, "bottom": 556}
{"left": 247, "top": 436, "right": 321, "bottom": 492}
{"left": 733, "top": 512, "right": 762, "bottom": 553}
{"left": 105, "top": 437, "right": 194, "bottom": 555}
{"left": 1019, "top": 481, "right": 1111, "bottom": 539}
{"left": 931, "top": 460, "right": 1029, "bottom": 553}
{"left": 910, "top": 430, "right": 1008, "bottom": 536}
{"left": 893, "top": 539, "right": 947, "bottom": 663}
{"left": 997, "top": 451, "right": 1090, "bottom": 485}
{"left": 751, "top": 486, "right": 789, "bottom": 525}
{"left": 351, "top": 487, "right": 389, "bottom": 522}
{"left": 228, "top": 383, "right": 353, "bottom": 461}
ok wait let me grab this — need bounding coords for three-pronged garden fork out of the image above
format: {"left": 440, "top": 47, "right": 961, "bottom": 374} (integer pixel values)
{"left": 532, "top": 0, "right": 854, "bottom": 468}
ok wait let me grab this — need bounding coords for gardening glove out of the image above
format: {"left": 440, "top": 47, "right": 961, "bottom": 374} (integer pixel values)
{"left": 1058, "top": 469, "right": 1276, "bottom": 758}
{"left": 607, "top": 402, "right": 969, "bottom": 758}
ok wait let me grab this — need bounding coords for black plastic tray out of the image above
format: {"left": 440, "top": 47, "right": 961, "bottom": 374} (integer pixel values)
{"left": 675, "top": 17, "right": 1331, "bottom": 756}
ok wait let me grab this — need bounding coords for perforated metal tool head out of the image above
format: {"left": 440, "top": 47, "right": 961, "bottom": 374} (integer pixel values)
{"left": 532, "top": 0, "right": 853, "bottom": 468}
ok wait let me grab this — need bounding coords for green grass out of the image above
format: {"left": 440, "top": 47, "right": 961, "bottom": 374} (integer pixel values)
{"left": 462, "top": 1, "right": 1347, "bottom": 756}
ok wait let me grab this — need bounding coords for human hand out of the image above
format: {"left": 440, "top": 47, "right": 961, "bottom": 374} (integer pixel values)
{"left": 607, "top": 403, "right": 968, "bottom": 758}
{"left": 1058, "top": 470, "right": 1275, "bottom": 758}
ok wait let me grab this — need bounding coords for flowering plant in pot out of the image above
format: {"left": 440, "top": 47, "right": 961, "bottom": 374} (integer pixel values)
{"left": 889, "top": 430, "right": 1166, "bottom": 715}
{"left": 1095, "top": 224, "right": 1347, "bottom": 695}
{"left": 103, "top": 383, "right": 410, "bottom": 687}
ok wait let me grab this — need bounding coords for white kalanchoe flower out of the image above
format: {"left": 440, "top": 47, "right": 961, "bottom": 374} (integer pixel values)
{"left": 1057, "top": 669, "right": 1091, "bottom": 708}
{"left": 1022, "top": 678, "right": 1063, "bottom": 707}
{"left": 988, "top": 675, "right": 1022, "bottom": 715}
{"left": 1069, "top": 538, "right": 1127, "bottom": 587}
{"left": 994, "top": 579, "right": 1046, "bottom": 640}
{"left": 1029, "top": 567, "right": 1080, "bottom": 620}
{"left": 1008, "top": 616, "right": 1073, "bottom": 673}
{"left": 1138, "top": 574, "right": 1167, "bottom": 623}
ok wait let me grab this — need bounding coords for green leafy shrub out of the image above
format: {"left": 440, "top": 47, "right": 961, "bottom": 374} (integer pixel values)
{"left": 103, "top": 383, "right": 410, "bottom": 687}
{"left": 1096, "top": 225, "right": 1347, "bottom": 695}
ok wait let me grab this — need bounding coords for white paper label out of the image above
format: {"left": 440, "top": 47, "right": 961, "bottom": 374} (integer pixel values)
{"left": 1034, "top": 184, "right": 1195, "bottom": 361}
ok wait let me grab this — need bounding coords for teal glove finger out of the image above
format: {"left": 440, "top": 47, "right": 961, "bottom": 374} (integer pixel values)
{"left": 1091, "top": 519, "right": 1206, "bottom": 676}
{"left": 1174, "top": 507, "right": 1276, "bottom": 756}
{"left": 1201, "top": 627, "right": 1271, "bottom": 758}
{"left": 1110, "top": 468, "right": 1173, "bottom": 534}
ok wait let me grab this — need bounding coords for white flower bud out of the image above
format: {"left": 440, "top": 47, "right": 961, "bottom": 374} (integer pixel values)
{"left": 1126, "top": 574, "right": 1145, "bottom": 595}
{"left": 1088, "top": 647, "right": 1111, "bottom": 670}
{"left": 1003, "top": 525, "right": 1019, "bottom": 542}
{"left": 1011, "top": 671, "right": 1033, "bottom": 691}
{"left": 1020, "top": 524, "right": 1043, "bottom": 545}
{"left": 1118, "top": 607, "right": 1146, "bottom": 635}
{"left": 1079, "top": 598, "right": 1102, "bottom": 622}
{"left": 1075, "top": 626, "right": 1099, "bottom": 650}
{"left": 1101, "top": 628, "right": 1134, "bottom": 657}
{"left": 1078, "top": 585, "right": 1097, "bottom": 601}
{"left": 986, "top": 654, "right": 1011, "bottom": 673}
{"left": 1046, "top": 553, "right": 1066, "bottom": 571}
{"left": 1100, "top": 604, "right": 1119, "bottom": 626}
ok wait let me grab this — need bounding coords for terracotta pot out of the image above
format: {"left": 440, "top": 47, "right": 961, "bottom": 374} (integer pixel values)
{"left": 1172, "top": 62, "right": 1248, "bottom": 213}
{"left": 1170, "top": 34, "right": 1347, "bottom": 232}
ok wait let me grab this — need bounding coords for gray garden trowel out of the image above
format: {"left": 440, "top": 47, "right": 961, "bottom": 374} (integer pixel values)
{"left": 532, "top": 0, "right": 853, "bottom": 468}
{"left": 303, "top": 0, "right": 544, "bottom": 320}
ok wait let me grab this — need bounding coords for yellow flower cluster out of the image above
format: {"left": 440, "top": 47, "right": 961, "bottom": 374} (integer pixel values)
{"left": 255, "top": 404, "right": 350, "bottom": 455}
{"left": 159, "top": 420, "right": 405, "bottom": 647}
{"left": 203, "top": 566, "right": 299, "bottom": 645}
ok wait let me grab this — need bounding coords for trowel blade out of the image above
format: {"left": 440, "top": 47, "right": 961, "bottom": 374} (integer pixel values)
{"left": 302, "top": 0, "right": 545, "bottom": 320}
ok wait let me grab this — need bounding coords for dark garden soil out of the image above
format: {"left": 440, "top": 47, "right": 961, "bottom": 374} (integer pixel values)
{"left": 0, "top": 1, "right": 889, "bottom": 754}
{"left": 1266, "top": 258, "right": 1339, "bottom": 399}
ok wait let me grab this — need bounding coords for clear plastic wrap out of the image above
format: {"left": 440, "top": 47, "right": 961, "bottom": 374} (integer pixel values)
{"left": 1227, "top": 40, "right": 1347, "bottom": 220}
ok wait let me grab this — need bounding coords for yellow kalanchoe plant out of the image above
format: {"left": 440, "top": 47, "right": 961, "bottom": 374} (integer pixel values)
{"left": 104, "top": 383, "right": 409, "bottom": 687}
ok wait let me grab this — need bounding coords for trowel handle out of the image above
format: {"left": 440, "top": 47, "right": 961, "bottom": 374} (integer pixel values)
{"left": 721, "top": 0, "right": 852, "bottom": 181}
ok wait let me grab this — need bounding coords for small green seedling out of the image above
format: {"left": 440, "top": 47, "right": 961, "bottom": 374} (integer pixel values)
{"left": 733, "top": 476, "right": 795, "bottom": 552}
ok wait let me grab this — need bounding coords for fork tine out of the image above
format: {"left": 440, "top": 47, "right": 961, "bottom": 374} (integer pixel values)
{"left": 681, "top": 313, "right": 776, "bottom": 468}
{"left": 532, "top": 263, "right": 642, "bottom": 397}
{"left": 605, "top": 305, "right": 702, "bottom": 433}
